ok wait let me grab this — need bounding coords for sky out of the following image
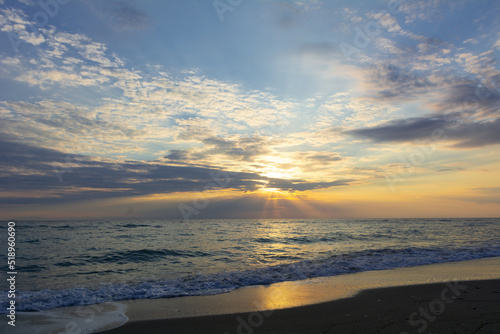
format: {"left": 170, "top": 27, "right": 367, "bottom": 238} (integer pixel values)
{"left": 0, "top": 0, "right": 499, "bottom": 220}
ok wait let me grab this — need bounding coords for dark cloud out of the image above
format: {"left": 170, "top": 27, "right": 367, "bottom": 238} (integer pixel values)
{"left": 0, "top": 138, "right": 351, "bottom": 206}
{"left": 364, "top": 62, "right": 500, "bottom": 118}
{"left": 165, "top": 136, "right": 270, "bottom": 162}
{"left": 305, "top": 153, "right": 342, "bottom": 163}
{"left": 470, "top": 187, "right": 500, "bottom": 195}
{"left": 0, "top": 139, "right": 258, "bottom": 204}
{"left": 164, "top": 149, "right": 190, "bottom": 161}
{"left": 346, "top": 117, "right": 446, "bottom": 142}
{"left": 298, "top": 42, "right": 337, "bottom": 56}
{"left": 449, "top": 118, "right": 500, "bottom": 148}
{"left": 88, "top": 0, "right": 150, "bottom": 32}
{"left": 452, "top": 188, "right": 500, "bottom": 204}
{"left": 202, "top": 136, "right": 270, "bottom": 161}
{"left": 437, "top": 81, "right": 500, "bottom": 115}
{"left": 369, "top": 64, "right": 435, "bottom": 99}
{"left": 270, "top": 2, "right": 306, "bottom": 29}
{"left": 436, "top": 167, "right": 464, "bottom": 172}
{"left": 267, "top": 178, "right": 353, "bottom": 192}
{"left": 346, "top": 116, "right": 500, "bottom": 148}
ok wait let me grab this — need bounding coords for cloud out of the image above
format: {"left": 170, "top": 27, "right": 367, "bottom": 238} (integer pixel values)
{"left": 367, "top": 11, "right": 428, "bottom": 42}
{"left": 346, "top": 117, "right": 446, "bottom": 142}
{"left": 374, "top": 37, "right": 404, "bottom": 55}
{"left": 267, "top": 178, "right": 352, "bottom": 192}
{"left": 463, "top": 38, "right": 479, "bottom": 45}
{"left": 448, "top": 118, "right": 500, "bottom": 148}
{"left": 201, "top": 136, "right": 270, "bottom": 161}
{"left": 456, "top": 51, "right": 498, "bottom": 77}
{"left": 164, "top": 136, "right": 271, "bottom": 163}
{"left": 0, "top": 7, "right": 298, "bottom": 160}
{"left": 267, "top": 1, "right": 319, "bottom": 29}
{"left": 346, "top": 116, "right": 500, "bottom": 148}
{"left": 397, "top": 0, "right": 461, "bottom": 24}
{"left": 302, "top": 152, "right": 342, "bottom": 163}
{"left": 366, "top": 64, "right": 436, "bottom": 99}
{"left": 0, "top": 100, "right": 144, "bottom": 155}
{"left": 1, "top": 2, "right": 499, "bottom": 219}
{"left": 495, "top": 39, "right": 500, "bottom": 50}
{"left": 452, "top": 187, "right": 500, "bottom": 204}
{"left": 298, "top": 42, "right": 337, "bottom": 56}
{"left": 0, "top": 136, "right": 352, "bottom": 206}
{"left": 16, "top": 69, "right": 105, "bottom": 88}
{"left": 86, "top": 0, "right": 150, "bottom": 32}
{"left": 0, "top": 137, "right": 251, "bottom": 204}
{"left": 0, "top": 8, "right": 46, "bottom": 46}
{"left": 440, "top": 81, "right": 500, "bottom": 114}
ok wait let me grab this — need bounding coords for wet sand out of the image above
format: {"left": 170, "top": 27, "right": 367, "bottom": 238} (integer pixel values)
{"left": 101, "top": 257, "right": 500, "bottom": 334}
{"left": 102, "top": 279, "right": 500, "bottom": 334}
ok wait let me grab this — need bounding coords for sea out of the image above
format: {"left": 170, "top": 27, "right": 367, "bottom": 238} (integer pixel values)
{"left": 1, "top": 218, "right": 500, "bottom": 314}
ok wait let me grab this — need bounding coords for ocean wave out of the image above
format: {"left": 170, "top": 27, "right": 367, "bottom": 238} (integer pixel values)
{"left": 2, "top": 245, "right": 499, "bottom": 313}
{"left": 49, "top": 248, "right": 214, "bottom": 268}
{"left": 84, "top": 248, "right": 213, "bottom": 264}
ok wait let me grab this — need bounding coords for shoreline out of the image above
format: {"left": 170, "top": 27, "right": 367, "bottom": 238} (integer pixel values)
{"left": 7, "top": 257, "right": 500, "bottom": 334}
{"left": 101, "top": 256, "right": 500, "bottom": 333}
{"left": 112, "top": 257, "right": 500, "bottom": 322}
{"left": 102, "top": 279, "right": 500, "bottom": 334}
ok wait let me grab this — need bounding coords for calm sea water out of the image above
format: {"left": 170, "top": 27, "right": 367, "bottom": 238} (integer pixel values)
{"left": 1, "top": 218, "right": 499, "bottom": 312}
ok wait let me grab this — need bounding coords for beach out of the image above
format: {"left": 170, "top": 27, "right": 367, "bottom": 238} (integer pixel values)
{"left": 102, "top": 279, "right": 500, "bottom": 334}
{"left": 3, "top": 220, "right": 500, "bottom": 334}
{"left": 100, "top": 257, "right": 500, "bottom": 334}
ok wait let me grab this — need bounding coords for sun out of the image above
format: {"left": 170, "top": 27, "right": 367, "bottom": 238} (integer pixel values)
{"left": 261, "top": 169, "right": 291, "bottom": 179}
{"left": 257, "top": 156, "right": 301, "bottom": 180}
{"left": 259, "top": 187, "right": 288, "bottom": 194}
{"left": 257, "top": 184, "right": 296, "bottom": 200}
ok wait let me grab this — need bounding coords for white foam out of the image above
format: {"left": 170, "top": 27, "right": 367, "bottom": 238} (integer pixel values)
{"left": 0, "top": 302, "right": 128, "bottom": 334}
{"left": 3, "top": 246, "right": 500, "bottom": 314}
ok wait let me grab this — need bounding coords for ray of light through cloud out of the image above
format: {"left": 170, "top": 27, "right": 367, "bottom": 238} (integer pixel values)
{"left": 0, "top": 0, "right": 499, "bottom": 219}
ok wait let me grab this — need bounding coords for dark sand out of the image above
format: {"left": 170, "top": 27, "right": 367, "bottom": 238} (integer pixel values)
{"left": 102, "top": 279, "right": 500, "bottom": 334}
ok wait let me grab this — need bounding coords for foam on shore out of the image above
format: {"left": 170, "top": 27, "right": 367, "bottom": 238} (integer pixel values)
{"left": 0, "top": 302, "right": 128, "bottom": 334}
{"left": 7, "top": 257, "right": 500, "bottom": 333}
{"left": 120, "top": 256, "right": 500, "bottom": 322}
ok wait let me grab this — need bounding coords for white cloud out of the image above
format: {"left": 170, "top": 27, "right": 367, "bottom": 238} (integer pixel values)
{"left": 463, "top": 38, "right": 479, "bottom": 45}
{"left": 0, "top": 7, "right": 300, "bottom": 162}
{"left": 16, "top": 69, "right": 106, "bottom": 88}
{"left": 0, "top": 8, "right": 46, "bottom": 45}
{"left": 374, "top": 37, "right": 404, "bottom": 55}
{"left": 368, "top": 11, "right": 427, "bottom": 42}
{"left": 18, "top": 0, "right": 35, "bottom": 5}
{"left": 398, "top": 0, "right": 459, "bottom": 24}
{"left": 455, "top": 51, "right": 500, "bottom": 81}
